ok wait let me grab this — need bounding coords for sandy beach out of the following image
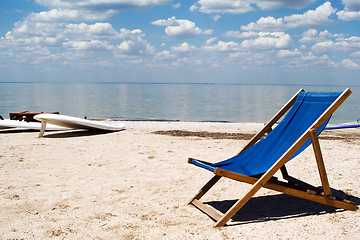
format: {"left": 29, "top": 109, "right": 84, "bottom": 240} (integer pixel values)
{"left": 0, "top": 121, "right": 359, "bottom": 239}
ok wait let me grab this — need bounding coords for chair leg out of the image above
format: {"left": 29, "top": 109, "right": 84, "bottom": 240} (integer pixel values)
{"left": 214, "top": 176, "right": 267, "bottom": 227}
{"left": 214, "top": 138, "right": 305, "bottom": 227}
{"left": 189, "top": 175, "right": 221, "bottom": 204}
{"left": 310, "top": 130, "right": 332, "bottom": 197}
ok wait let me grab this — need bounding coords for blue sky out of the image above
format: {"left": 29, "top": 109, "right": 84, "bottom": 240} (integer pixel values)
{"left": 1, "top": 0, "right": 360, "bottom": 85}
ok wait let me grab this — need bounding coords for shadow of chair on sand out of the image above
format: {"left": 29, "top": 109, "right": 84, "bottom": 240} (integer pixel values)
{"left": 205, "top": 189, "right": 360, "bottom": 226}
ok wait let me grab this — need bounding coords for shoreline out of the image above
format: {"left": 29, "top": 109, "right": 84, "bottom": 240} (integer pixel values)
{"left": 1, "top": 121, "right": 359, "bottom": 239}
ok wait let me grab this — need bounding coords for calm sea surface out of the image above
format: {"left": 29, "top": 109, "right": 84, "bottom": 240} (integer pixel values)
{"left": 0, "top": 83, "right": 359, "bottom": 123}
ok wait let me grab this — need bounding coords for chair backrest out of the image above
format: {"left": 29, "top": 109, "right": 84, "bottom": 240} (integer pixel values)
{"left": 212, "top": 91, "right": 343, "bottom": 176}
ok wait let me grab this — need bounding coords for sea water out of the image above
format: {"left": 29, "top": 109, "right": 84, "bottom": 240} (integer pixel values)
{"left": 0, "top": 82, "right": 359, "bottom": 123}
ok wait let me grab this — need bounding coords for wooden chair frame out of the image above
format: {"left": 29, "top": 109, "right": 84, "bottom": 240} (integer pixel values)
{"left": 188, "top": 88, "right": 358, "bottom": 227}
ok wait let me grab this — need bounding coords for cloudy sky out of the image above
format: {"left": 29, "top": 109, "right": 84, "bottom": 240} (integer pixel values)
{"left": 1, "top": 0, "right": 360, "bottom": 84}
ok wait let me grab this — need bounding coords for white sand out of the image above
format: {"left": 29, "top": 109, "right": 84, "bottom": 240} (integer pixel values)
{"left": 0, "top": 121, "right": 359, "bottom": 239}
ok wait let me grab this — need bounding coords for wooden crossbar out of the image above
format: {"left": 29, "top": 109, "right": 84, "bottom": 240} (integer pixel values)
{"left": 189, "top": 175, "right": 221, "bottom": 204}
{"left": 191, "top": 199, "right": 223, "bottom": 221}
{"left": 310, "top": 129, "right": 332, "bottom": 197}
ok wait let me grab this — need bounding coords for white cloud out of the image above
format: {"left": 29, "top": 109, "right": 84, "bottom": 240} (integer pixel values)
{"left": 165, "top": 20, "right": 201, "bottom": 38}
{"left": 342, "top": 58, "right": 360, "bottom": 69}
{"left": 151, "top": 38, "right": 341, "bottom": 71}
{"left": 1, "top": 10, "right": 124, "bottom": 53}
{"left": 1, "top": 8, "right": 154, "bottom": 59}
{"left": 152, "top": 17, "right": 212, "bottom": 39}
{"left": 311, "top": 40, "right": 336, "bottom": 53}
{"left": 302, "top": 52, "right": 317, "bottom": 61}
{"left": 277, "top": 49, "right": 301, "bottom": 57}
{"left": 3, "top": 19, "right": 65, "bottom": 48}
{"left": 300, "top": 29, "right": 344, "bottom": 43}
{"left": 212, "top": 14, "right": 221, "bottom": 21}
{"left": 336, "top": 0, "right": 360, "bottom": 21}
{"left": 300, "top": 29, "right": 319, "bottom": 42}
{"left": 65, "top": 23, "right": 119, "bottom": 40}
{"left": 342, "top": 0, "right": 360, "bottom": 11}
{"left": 171, "top": 42, "right": 197, "bottom": 53}
{"left": 241, "top": 16, "right": 286, "bottom": 31}
{"left": 190, "top": 0, "right": 318, "bottom": 14}
{"left": 155, "top": 50, "right": 176, "bottom": 61}
{"left": 284, "top": 2, "right": 336, "bottom": 28}
{"left": 253, "top": 0, "right": 318, "bottom": 10}
{"left": 352, "top": 51, "right": 360, "bottom": 57}
{"left": 241, "top": 2, "right": 336, "bottom": 31}
{"left": 29, "top": 8, "right": 114, "bottom": 22}
{"left": 241, "top": 32, "right": 291, "bottom": 49}
{"left": 1, "top": 0, "right": 358, "bottom": 81}
{"left": 63, "top": 40, "right": 113, "bottom": 50}
{"left": 27, "top": 3, "right": 127, "bottom": 23}
{"left": 61, "top": 26, "right": 153, "bottom": 55}
{"left": 224, "top": 31, "right": 259, "bottom": 38}
{"left": 337, "top": 10, "right": 360, "bottom": 21}
{"left": 152, "top": 16, "right": 180, "bottom": 27}
{"left": 205, "top": 37, "right": 218, "bottom": 45}
{"left": 299, "top": 53, "right": 337, "bottom": 68}
{"left": 190, "top": 0, "right": 254, "bottom": 14}
{"left": 115, "top": 28, "right": 155, "bottom": 55}
{"left": 311, "top": 36, "right": 360, "bottom": 53}
{"left": 118, "top": 28, "right": 144, "bottom": 39}
{"left": 30, "top": 0, "right": 171, "bottom": 24}
{"left": 35, "top": 0, "right": 170, "bottom": 11}
{"left": 164, "top": 42, "right": 202, "bottom": 66}
{"left": 203, "top": 41, "right": 242, "bottom": 52}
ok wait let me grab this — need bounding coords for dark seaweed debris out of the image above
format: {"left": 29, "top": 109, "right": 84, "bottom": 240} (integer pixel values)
{"left": 152, "top": 130, "right": 254, "bottom": 140}
{"left": 152, "top": 130, "right": 360, "bottom": 143}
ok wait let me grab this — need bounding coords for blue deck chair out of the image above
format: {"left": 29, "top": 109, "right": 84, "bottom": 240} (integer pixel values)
{"left": 188, "top": 88, "right": 358, "bottom": 227}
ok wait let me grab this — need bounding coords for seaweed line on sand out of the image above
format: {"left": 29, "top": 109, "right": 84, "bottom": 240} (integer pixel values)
{"left": 152, "top": 130, "right": 360, "bottom": 142}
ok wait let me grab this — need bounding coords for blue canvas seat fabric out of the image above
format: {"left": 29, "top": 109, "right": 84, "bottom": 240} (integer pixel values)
{"left": 191, "top": 92, "right": 341, "bottom": 177}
